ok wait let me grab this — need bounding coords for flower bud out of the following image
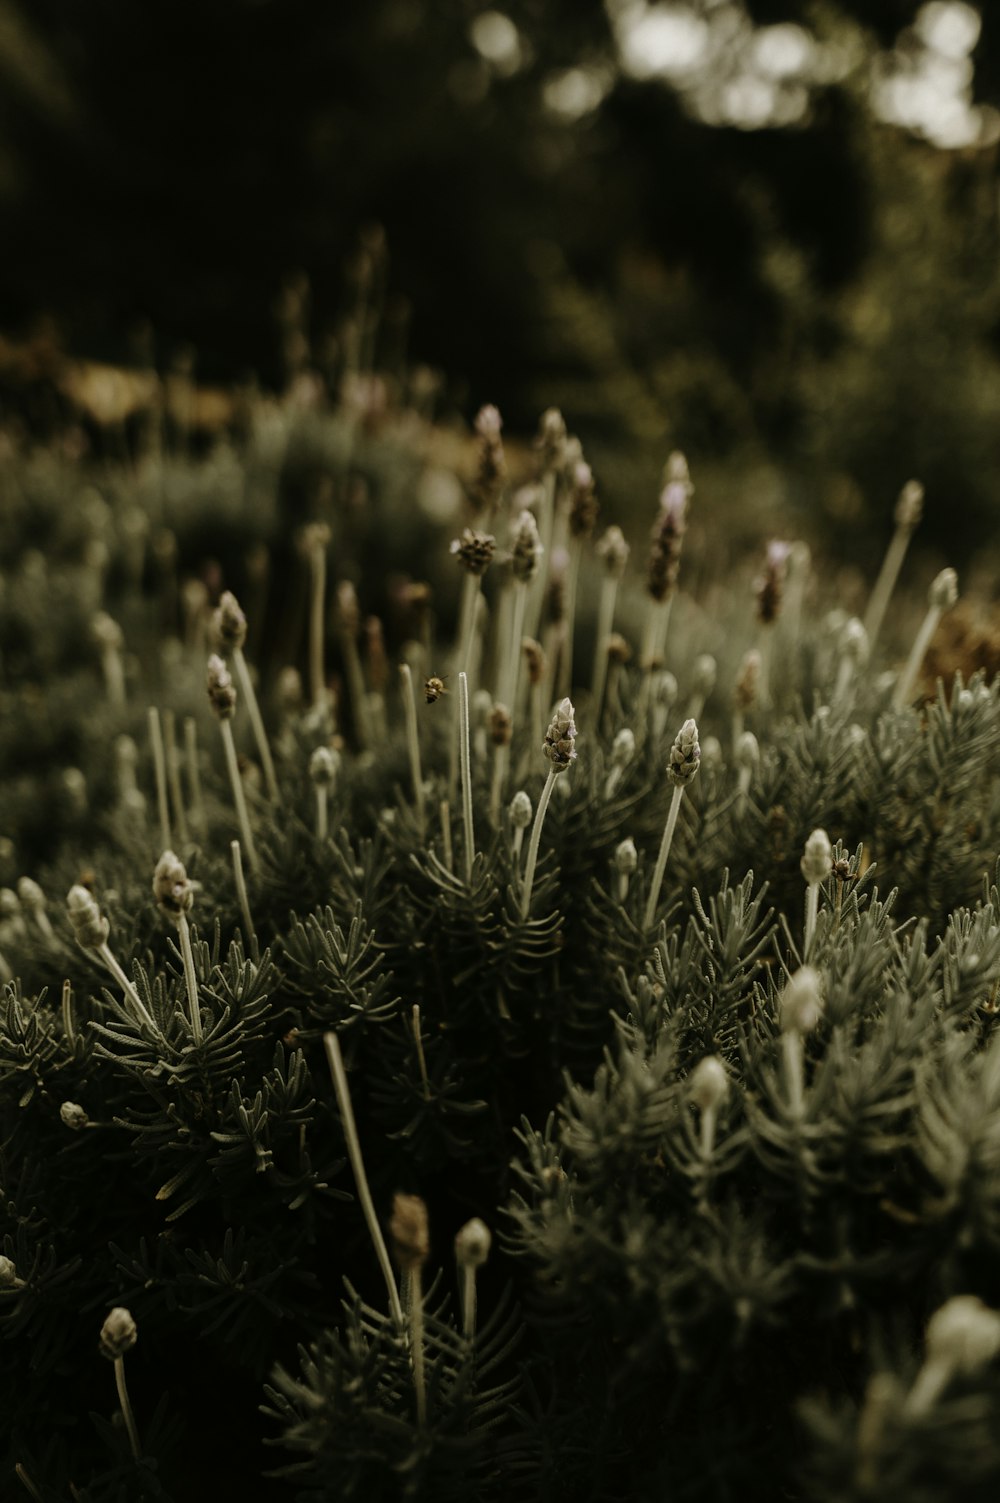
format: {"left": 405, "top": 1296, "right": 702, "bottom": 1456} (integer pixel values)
{"left": 735, "top": 732, "right": 760, "bottom": 770}
{"left": 780, "top": 966, "right": 823, "bottom": 1035}
{"left": 692, "top": 654, "right": 717, "bottom": 697}
{"left": 455, "top": 1217, "right": 492, "bottom": 1269}
{"left": 153, "top": 851, "right": 193, "bottom": 921}
{"left": 925, "top": 1295, "right": 1000, "bottom": 1375}
{"left": 17, "top": 878, "right": 46, "bottom": 917}
{"left": 894, "top": 479, "right": 924, "bottom": 529}
{"left": 511, "top": 509, "right": 543, "bottom": 583}
{"left": 206, "top": 654, "right": 237, "bottom": 719}
{"left": 929, "top": 567, "right": 958, "bottom": 611}
{"left": 309, "top": 746, "right": 339, "bottom": 786}
{"left": 596, "top": 525, "right": 630, "bottom": 581}
{"left": 60, "top": 1101, "right": 89, "bottom": 1131}
{"left": 614, "top": 837, "right": 638, "bottom": 875}
{"left": 689, "top": 1056, "right": 729, "bottom": 1113}
{"left": 0, "top": 1255, "right": 22, "bottom": 1288}
{"left": 67, "top": 885, "right": 109, "bottom": 950}
{"left": 213, "top": 590, "right": 248, "bottom": 652}
{"left": 489, "top": 704, "right": 513, "bottom": 747}
{"left": 610, "top": 729, "right": 635, "bottom": 769}
{"left": 99, "top": 1307, "right": 138, "bottom": 1361}
{"left": 839, "top": 617, "right": 869, "bottom": 665}
{"left": 389, "top": 1193, "right": 430, "bottom": 1272}
{"left": 801, "top": 828, "right": 833, "bottom": 887}
{"left": 510, "top": 791, "right": 532, "bottom": 829}
{"left": 667, "top": 718, "right": 700, "bottom": 786}
{"left": 450, "top": 528, "right": 496, "bottom": 577}
{"left": 543, "top": 698, "right": 577, "bottom": 772}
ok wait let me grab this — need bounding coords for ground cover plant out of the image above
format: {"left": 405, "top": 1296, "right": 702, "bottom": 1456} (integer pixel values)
{"left": 1, "top": 353, "right": 1000, "bottom": 1503}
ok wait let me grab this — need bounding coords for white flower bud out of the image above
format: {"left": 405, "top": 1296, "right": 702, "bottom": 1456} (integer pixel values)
{"left": 152, "top": 851, "right": 193, "bottom": 920}
{"left": 801, "top": 829, "right": 832, "bottom": 887}
{"left": 839, "top": 617, "right": 869, "bottom": 665}
{"left": 543, "top": 698, "right": 577, "bottom": 772}
{"left": 509, "top": 791, "right": 532, "bottom": 829}
{"left": 16, "top": 878, "right": 46, "bottom": 916}
{"left": 67, "top": 885, "right": 109, "bottom": 950}
{"left": 99, "top": 1307, "right": 138, "bottom": 1360}
{"left": 929, "top": 568, "right": 958, "bottom": 611}
{"left": 610, "top": 729, "right": 635, "bottom": 768}
{"left": 614, "top": 838, "right": 638, "bottom": 875}
{"left": 60, "top": 1101, "right": 89, "bottom": 1130}
{"left": 309, "top": 746, "right": 339, "bottom": 786}
{"left": 894, "top": 479, "right": 924, "bottom": 529}
{"left": 653, "top": 671, "right": 678, "bottom": 708}
{"left": 925, "top": 1295, "right": 1000, "bottom": 1375}
{"left": 735, "top": 732, "right": 759, "bottom": 770}
{"left": 689, "top": 1055, "right": 729, "bottom": 1113}
{"left": 780, "top": 966, "right": 823, "bottom": 1035}
{"left": 692, "top": 654, "right": 716, "bottom": 696}
{"left": 0, "top": 1255, "right": 22, "bottom": 1288}
{"left": 701, "top": 736, "right": 722, "bottom": 770}
{"left": 454, "top": 1218, "right": 492, "bottom": 1269}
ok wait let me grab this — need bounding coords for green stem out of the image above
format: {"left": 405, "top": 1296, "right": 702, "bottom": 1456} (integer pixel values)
{"left": 177, "top": 913, "right": 202, "bottom": 1043}
{"left": 114, "top": 1355, "right": 142, "bottom": 1460}
{"left": 459, "top": 672, "right": 475, "bottom": 884}
{"left": 643, "top": 783, "right": 684, "bottom": 932}
{"left": 520, "top": 768, "right": 557, "bottom": 920}
{"left": 234, "top": 645, "right": 280, "bottom": 803}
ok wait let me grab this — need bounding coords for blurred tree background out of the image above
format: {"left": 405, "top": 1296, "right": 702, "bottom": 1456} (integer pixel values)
{"left": 1, "top": 0, "right": 999, "bottom": 556}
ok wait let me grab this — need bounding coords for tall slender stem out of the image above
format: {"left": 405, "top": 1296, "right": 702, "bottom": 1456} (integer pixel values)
{"left": 98, "top": 942, "right": 160, "bottom": 1036}
{"left": 233, "top": 646, "right": 280, "bottom": 803}
{"left": 324, "top": 1032, "right": 403, "bottom": 1325}
{"left": 162, "top": 710, "right": 189, "bottom": 846}
{"left": 407, "top": 1265, "right": 426, "bottom": 1426}
{"left": 176, "top": 913, "right": 202, "bottom": 1043}
{"left": 520, "top": 768, "right": 557, "bottom": 920}
{"left": 62, "top": 979, "right": 76, "bottom": 1050}
{"left": 459, "top": 672, "right": 475, "bottom": 883}
{"left": 439, "top": 799, "right": 453, "bottom": 873}
{"left": 864, "top": 524, "right": 913, "bottom": 654}
{"left": 558, "top": 540, "right": 582, "bottom": 698}
{"left": 804, "top": 882, "right": 819, "bottom": 960}
{"left": 230, "top": 839, "right": 258, "bottom": 961}
{"left": 590, "top": 576, "right": 618, "bottom": 715}
{"left": 184, "top": 717, "right": 205, "bottom": 832}
{"left": 219, "top": 719, "right": 260, "bottom": 874}
{"left": 114, "top": 1356, "right": 142, "bottom": 1460}
{"left": 504, "top": 581, "right": 529, "bottom": 727}
{"left": 893, "top": 604, "right": 942, "bottom": 711}
{"left": 309, "top": 542, "right": 327, "bottom": 708}
{"left": 461, "top": 1265, "right": 477, "bottom": 1340}
{"left": 148, "top": 707, "right": 172, "bottom": 851}
{"left": 412, "top": 1004, "right": 430, "bottom": 1100}
{"left": 643, "top": 783, "right": 684, "bottom": 932}
{"left": 400, "top": 664, "right": 425, "bottom": 832}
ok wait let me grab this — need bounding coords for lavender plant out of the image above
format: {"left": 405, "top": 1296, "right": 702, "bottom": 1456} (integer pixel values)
{"left": 1, "top": 357, "right": 1000, "bottom": 1503}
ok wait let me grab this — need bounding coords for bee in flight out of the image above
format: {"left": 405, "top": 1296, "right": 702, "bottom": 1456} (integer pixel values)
{"left": 424, "top": 675, "right": 449, "bottom": 704}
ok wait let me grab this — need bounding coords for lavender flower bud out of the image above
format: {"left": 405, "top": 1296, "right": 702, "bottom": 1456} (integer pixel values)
{"left": 510, "top": 791, "right": 532, "bottom": 829}
{"left": 206, "top": 654, "right": 237, "bottom": 719}
{"left": 801, "top": 829, "right": 833, "bottom": 886}
{"left": 734, "top": 650, "right": 761, "bottom": 712}
{"left": 614, "top": 837, "right": 637, "bottom": 875}
{"left": 534, "top": 408, "right": 567, "bottom": 469}
{"left": 543, "top": 698, "right": 577, "bottom": 772}
{"left": 522, "top": 638, "right": 546, "bottom": 686}
{"left": 840, "top": 617, "right": 869, "bottom": 664}
{"left": 930, "top": 568, "right": 958, "bottom": 611}
{"left": 99, "top": 1307, "right": 137, "bottom": 1360}
{"left": 455, "top": 1217, "right": 492, "bottom": 1269}
{"left": 60, "top": 1101, "right": 89, "bottom": 1131}
{"left": 0, "top": 1256, "right": 22, "bottom": 1288}
{"left": 91, "top": 613, "right": 124, "bottom": 651}
{"left": 894, "top": 479, "right": 924, "bottom": 529}
{"left": 701, "top": 735, "right": 722, "bottom": 770}
{"left": 653, "top": 671, "right": 678, "bottom": 709}
{"left": 596, "top": 525, "right": 630, "bottom": 581}
{"left": 309, "top": 746, "right": 339, "bottom": 786}
{"left": 780, "top": 966, "right": 823, "bottom": 1034}
{"left": 153, "top": 850, "right": 193, "bottom": 921}
{"left": 389, "top": 1192, "right": 430, "bottom": 1272}
{"left": 689, "top": 1056, "right": 729, "bottom": 1112}
{"left": 735, "top": 732, "right": 760, "bottom": 770}
{"left": 511, "top": 509, "right": 543, "bottom": 583}
{"left": 213, "top": 590, "right": 248, "bottom": 652}
{"left": 667, "top": 718, "right": 701, "bottom": 786}
{"left": 692, "top": 654, "right": 716, "bottom": 697}
{"left": 450, "top": 528, "right": 496, "bottom": 577}
{"left": 925, "top": 1295, "right": 1000, "bottom": 1374}
{"left": 67, "top": 885, "right": 109, "bottom": 950}
{"left": 489, "top": 704, "right": 513, "bottom": 747}
{"left": 17, "top": 878, "right": 46, "bottom": 919}
{"left": 610, "top": 729, "right": 635, "bottom": 769}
